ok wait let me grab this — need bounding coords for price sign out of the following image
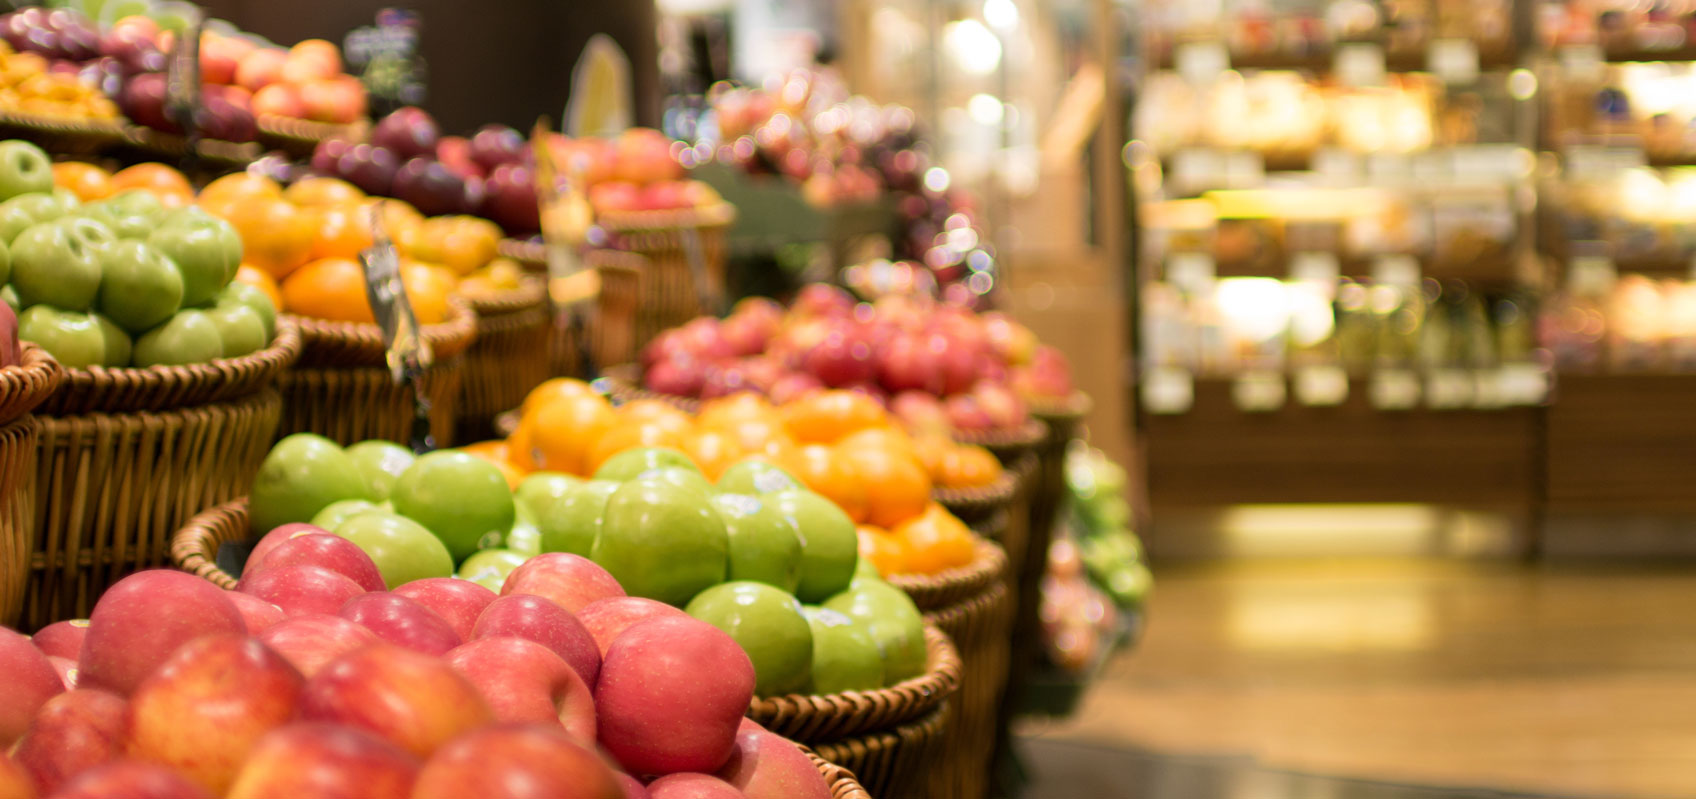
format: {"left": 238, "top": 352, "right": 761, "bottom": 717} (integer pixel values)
{"left": 1370, "top": 368, "right": 1421, "bottom": 410}
{"left": 1559, "top": 44, "right": 1605, "bottom": 83}
{"left": 164, "top": 19, "right": 204, "bottom": 171}
{"left": 531, "top": 119, "right": 600, "bottom": 379}
{"left": 362, "top": 205, "right": 435, "bottom": 452}
{"left": 1335, "top": 43, "right": 1386, "bottom": 88}
{"left": 1142, "top": 366, "right": 1194, "bottom": 415}
{"left": 1231, "top": 370, "right": 1286, "bottom": 412}
{"left": 1176, "top": 42, "right": 1229, "bottom": 85}
{"left": 1294, "top": 365, "right": 1349, "bottom": 406}
{"left": 1428, "top": 38, "right": 1480, "bottom": 84}
{"left": 1497, "top": 362, "right": 1551, "bottom": 406}
{"left": 1425, "top": 368, "right": 1474, "bottom": 409}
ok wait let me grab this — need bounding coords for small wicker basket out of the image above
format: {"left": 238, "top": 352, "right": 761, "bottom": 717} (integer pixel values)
{"left": 0, "top": 344, "right": 60, "bottom": 628}
{"left": 458, "top": 277, "right": 549, "bottom": 440}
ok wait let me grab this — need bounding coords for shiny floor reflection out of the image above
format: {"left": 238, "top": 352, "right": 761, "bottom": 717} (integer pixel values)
{"left": 1018, "top": 560, "right": 1696, "bottom": 799}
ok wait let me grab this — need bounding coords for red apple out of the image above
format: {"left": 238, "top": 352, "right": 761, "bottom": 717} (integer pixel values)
{"left": 676, "top": 317, "right": 734, "bottom": 361}
{"left": 801, "top": 322, "right": 878, "bottom": 388}
{"left": 256, "top": 614, "right": 377, "bottom": 678}
{"left": 890, "top": 391, "right": 950, "bottom": 436}
{"left": 40, "top": 760, "right": 213, "bottom": 799}
{"left": 472, "top": 594, "right": 599, "bottom": 688}
{"left": 124, "top": 635, "right": 304, "bottom": 794}
{"left": 595, "top": 616, "right": 754, "bottom": 776}
{"left": 30, "top": 620, "right": 88, "bottom": 660}
{"left": 636, "top": 182, "right": 693, "bottom": 211}
{"left": 251, "top": 533, "right": 385, "bottom": 592}
{"left": 337, "top": 143, "right": 399, "bottom": 196}
{"left": 877, "top": 333, "right": 943, "bottom": 394}
{"left": 372, "top": 107, "right": 441, "bottom": 160}
{"left": 411, "top": 724, "right": 622, "bottom": 799}
{"left": 483, "top": 162, "right": 541, "bottom": 234}
{"left": 78, "top": 570, "right": 246, "bottom": 696}
{"left": 300, "top": 644, "right": 492, "bottom": 758}
{"left": 611, "top": 128, "right": 683, "bottom": 184}
{"left": 251, "top": 82, "right": 305, "bottom": 118}
{"left": 311, "top": 138, "right": 353, "bottom": 175}
{"left": 0, "top": 753, "right": 31, "bottom": 799}
{"left": 589, "top": 181, "right": 642, "bottom": 214}
{"left": 469, "top": 124, "right": 525, "bottom": 173}
{"left": 502, "top": 553, "right": 625, "bottom": 614}
{"left": 0, "top": 303, "right": 18, "bottom": 369}
{"left": 393, "top": 578, "right": 497, "bottom": 642}
{"left": 970, "top": 380, "right": 1028, "bottom": 428}
{"left": 392, "top": 158, "right": 473, "bottom": 217}
{"left": 46, "top": 656, "right": 77, "bottom": 690}
{"left": 647, "top": 774, "right": 745, "bottom": 799}
{"left": 226, "top": 723, "right": 420, "bottom": 799}
{"left": 238, "top": 564, "right": 367, "bottom": 618}
{"left": 768, "top": 374, "right": 823, "bottom": 404}
{"left": 11, "top": 689, "right": 126, "bottom": 795}
{"left": 576, "top": 597, "right": 689, "bottom": 657}
{"left": 1012, "top": 345, "right": 1075, "bottom": 399}
{"left": 224, "top": 592, "right": 285, "bottom": 633}
{"left": 792, "top": 284, "right": 854, "bottom": 318}
{"left": 436, "top": 136, "right": 482, "bottom": 179}
{"left": 645, "top": 357, "right": 709, "bottom": 398}
{"left": 719, "top": 311, "right": 778, "bottom": 357}
{"left": 445, "top": 637, "right": 596, "bottom": 745}
{"left": 235, "top": 47, "right": 286, "bottom": 92}
{"left": 244, "top": 523, "right": 331, "bottom": 575}
{"left": 338, "top": 593, "right": 462, "bottom": 656}
{"left": 944, "top": 393, "right": 995, "bottom": 431}
{"left": 715, "top": 722, "right": 832, "bottom": 799}
{"left": 617, "top": 773, "right": 650, "bottom": 799}
{"left": 199, "top": 34, "right": 246, "bottom": 85}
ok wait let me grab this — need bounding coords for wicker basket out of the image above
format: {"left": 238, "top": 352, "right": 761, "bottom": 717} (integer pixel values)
{"left": 458, "top": 277, "right": 549, "bottom": 440}
{"left": 0, "top": 345, "right": 63, "bottom": 628}
{"left": 22, "top": 323, "right": 299, "bottom": 630}
{"left": 597, "top": 363, "right": 701, "bottom": 413}
{"left": 0, "top": 112, "right": 127, "bottom": 155}
{"left": 496, "top": 244, "right": 644, "bottom": 381}
{"left": 276, "top": 303, "right": 477, "bottom": 447}
{"left": 806, "top": 749, "right": 873, "bottom": 799}
{"left": 813, "top": 703, "right": 948, "bottom": 799}
{"left": 933, "top": 469, "right": 1021, "bottom": 530}
{"left": 889, "top": 539, "right": 1012, "bottom": 799}
{"left": 255, "top": 114, "right": 367, "bottom": 158}
{"left": 596, "top": 204, "right": 735, "bottom": 354}
{"left": 0, "top": 344, "right": 64, "bottom": 427}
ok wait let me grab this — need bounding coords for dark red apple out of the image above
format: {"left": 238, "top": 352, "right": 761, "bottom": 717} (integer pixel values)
{"left": 336, "top": 143, "right": 400, "bottom": 196}
{"left": 645, "top": 357, "right": 709, "bottom": 398}
{"left": 800, "top": 322, "right": 876, "bottom": 387}
{"left": 311, "top": 137, "right": 353, "bottom": 175}
{"left": 468, "top": 124, "right": 525, "bottom": 172}
{"left": 435, "top": 135, "right": 482, "bottom": 179}
{"left": 392, "top": 157, "right": 470, "bottom": 217}
{"left": 372, "top": 107, "right": 441, "bottom": 160}
{"left": 483, "top": 162, "right": 541, "bottom": 234}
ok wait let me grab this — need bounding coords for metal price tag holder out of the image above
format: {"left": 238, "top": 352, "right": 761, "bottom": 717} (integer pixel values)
{"left": 362, "top": 205, "right": 435, "bottom": 452}
{"left": 164, "top": 20, "right": 205, "bottom": 175}
{"left": 532, "top": 120, "right": 598, "bottom": 379}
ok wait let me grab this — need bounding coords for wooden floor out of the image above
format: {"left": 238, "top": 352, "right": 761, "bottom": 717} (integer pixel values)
{"left": 1019, "top": 560, "right": 1696, "bottom": 799}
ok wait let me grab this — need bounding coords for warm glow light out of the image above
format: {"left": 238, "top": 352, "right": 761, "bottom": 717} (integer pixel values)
{"left": 1214, "top": 278, "right": 1289, "bottom": 342}
{"left": 967, "top": 93, "right": 1004, "bottom": 126}
{"left": 924, "top": 167, "right": 952, "bottom": 193}
{"left": 1228, "top": 589, "right": 1434, "bottom": 651}
{"left": 943, "top": 19, "right": 1002, "bottom": 76}
{"left": 983, "top": 0, "right": 1019, "bottom": 30}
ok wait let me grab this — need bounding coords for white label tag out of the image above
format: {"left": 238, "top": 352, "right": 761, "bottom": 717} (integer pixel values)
{"left": 1373, "top": 254, "right": 1422, "bottom": 287}
{"left": 1366, "top": 152, "right": 1413, "bottom": 186}
{"left": 1496, "top": 363, "right": 1550, "bottom": 406}
{"left": 1176, "top": 42, "right": 1229, "bottom": 85}
{"left": 1290, "top": 252, "right": 1340, "bottom": 285}
{"left": 1225, "top": 151, "right": 1265, "bottom": 188}
{"left": 1232, "top": 371, "right": 1286, "bottom": 412}
{"left": 1370, "top": 369, "right": 1421, "bottom": 410}
{"left": 1428, "top": 38, "right": 1479, "bottom": 84}
{"left": 1559, "top": 44, "right": 1605, "bottom": 83}
{"left": 1336, "top": 43, "right": 1387, "bottom": 88}
{"left": 1570, "top": 255, "right": 1617, "bottom": 295}
{"left": 1143, "top": 366, "right": 1195, "bottom": 415}
{"left": 1167, "top": 252, "right": 1216, "bottom": 294}
{"left": 1294, "top": 365, "right": 1349, "bottom": 406}
{"left": 1171, "top": 148, "right": 1225, "bottom": 194}
{"left": 1313, "top": 148, "right": 1364, "bottom": 186}
{"left": 1425, "top": 368, "right": 1474, "bottom": 409}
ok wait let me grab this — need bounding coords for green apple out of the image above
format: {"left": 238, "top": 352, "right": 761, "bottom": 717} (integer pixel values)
{"left": 536, "top": 478, "right": 618, "bottom": 556}
{"left": 133, "top": 309, "right": 223, "bottom": 366}
{"left": 333, "top": 510, "right": 454, "bottom": 589}
{"left": 0, "top": 193, "right": 66, "bottom": 243}
{"left": 506, "top": 516, "right": 542, "bottom": 556}
{"left": 712, "top": 493, "right": 802, "bottom": 593}
{"left": 217, "top": 282, "right": 276, "bottom": 339}
{"left": 514, "top": 471, "right": 580, "bottom": 520}
{"left": 804, "top": 607, "right": 885, "bottom": 693}
{"left": 1, "top": 285, "right": 16, "bottom": 310}
{"left": 823, "top": 580, "right": 928, "bottom": 684}
{"left": 17, "top": 305, "right": 103, "bottom": 367}
{"left": 686, "top": 581, "right": 813, "bottom": 696}
{"left": 770, "top": 490, "right": 859, "bottom": 603}
{"left": 593, "top": 447, "right": 698, "bottom": 482}
{"left": 248, "top": 433, "right": 373, "bottom": 536}
{"left": 51, "top": 187, "right": 79, "bottom": 213}
{"left": 82, "top": 190, "right": 164, "bottom": 240}
{"left": 593, "top": 475, "right": 728, "bottom": 606}
{"left": 10, "top": 220, "right": 102, "bottom": 311}
{"left": 58, "top": 215, "right": 115, "bottom": 249}
{"left": 640, "top": 465, "right": 715, "bottom": 496}
{"left": 389, "top": 450, "right": 517, "bottom": 562}
{"left": 716, "top": 459, "right": 801, "bottom": 495}
{"left": 458, "top": 548, "right": 529, "bottom": 585}
{"left": 853, "top": 556, "right": 882, "bottom": 581}
{"left": 344, "top": 440, "right": 414, "bottom": 501}
{"left": 0, "top": 141, "right": 53, "bottom": 201}
{"left": 92, "top": 313, "right": 130, "bottom": 366}
{"left": 95, "top": 239, "right": 183, "bottom": 334}
{"left": 0, "top": 237, "right": 8, "bottom": 285}
{"left": 148, "top": 211, "right": 241, "bottom": 306}
{"left": 309, "top": 498, "right": 381, "bottom": 531}
{"left": 203, "top": 302, "right": 266, "bottom": 357}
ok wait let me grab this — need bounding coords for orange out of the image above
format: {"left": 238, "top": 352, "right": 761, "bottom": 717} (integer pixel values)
{"left": 911, "top": 434, "right": 953, "bottom": 478}
{"left": 586, "top": 421, "right": 690, "bottom": 475}
{"left": 416, "top": 216, "right": 500, "bottom": 276}
{"left": 197, "top": 171, "right": 280, "bottom": 213}
{"left": 838, "top": 426, "right": 918, "bottom": 462}
{"left": 109, "top": 163, "right": 193, "bottom": 205}
{"left": 309, "top": 202, "right": 377, "bottom": 260}
{"left": 617, "top": 400, "right": 694, "bottom": 433}
{"left": 683, "top": 428, "right": 746, "bottom": 481}
{"left": 783, "top": 390, "right": 888, "bottom": 444}
{"left": 521, "top": 378, "right": 597, "bottom": 418}
{"left": 857, "top": 525, "right": 911, "bottom": 577}
{"left": 234, "top": 264, "right": 283, "bottom": 311}
{"left": 366, "top": 197, "right": 423, "bottom": 239}
{"left": 220, "top": 195, "right": 316, "bottom": 279}
{"left": 697, "top": 393, "right": 778, "bottom": 431}
{"left": 839, "top": 444, "right": 931, "bottom": 528}
{"left": 284, "top": 176, "right": 364, "bottom": 207}
{"left": 401, "top": 260, "right": 456, "bottom": 325}
{"left": 724, "top": 416, "right": 792, "bottom": 456}
{"left": 52, "top": 161, "right": 112, "bottom": 201}
{"left": 938, "top": 445, "right": 1002, "bottom": 489}
{"left": 459, "top": 440, "right": 524, "bottom": 489}
{"left": 527, "top": 393, "right": 617, "bottom": 476}
{"left": 506, "top": 421, "right": 538, "bottom": 472}
{"left": 894, "top": 503, "right": 975, "bottom": 574}
{"left": 789, "top": 443, "right": 869, "bottom": 523}
{"left": 280, "top": 257, "right": 372, "bottom": 322}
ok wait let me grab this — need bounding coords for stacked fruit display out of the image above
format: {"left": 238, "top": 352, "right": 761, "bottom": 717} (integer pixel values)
{"left": 1064, "top": 445, "right": 1152, "bottom": 613}
{"left": 0, "top": 567, "right": 841, "bottom": 799}
{"left": 307, "top": 109, "right": 725, "bottom": 237}
{"left": 0, "top": 7, "right": 365, "bottom": 140}
{"left": 245, "top": 424, "right": 931, "bottom": 698}
{"left": 0, "top": 40, "right": 121, "bottom": 122}
{"left": 638, "top": 284, "right": 1075, "bottom": 432}
{"left": 0, "top": 140, "right": 273, "bottom": 368}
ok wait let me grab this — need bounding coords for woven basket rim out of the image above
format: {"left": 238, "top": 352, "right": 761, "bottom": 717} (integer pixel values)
{"left": 804, "top": 749, "right": 872, "bottom": 799}
{"left": 597, "top": 202, "right": 737, "bottom": 232}
{"left": 0, "top": 343, "right": 64, "bottom": 426}
{"left": 884, "top": 538, "right": 1006, "bottom": 611}
{"left": 1027, "top": 390, "right": 1092, "bottom": 421}
{"left": 463, "top": 275, "right": 546, "bottom": 317}
{"left": 932, "top": 467, "right": 1020, "bottom": 510}
{"left": 36, "top": 317, "right": 302, "bottom": 416}
{"left": 0, "top": 110, "right": 128, "bottom": 137}
{"left": 255, "top": 114, "right": 367, "bottom": 144}
{"left": 289, "top": 298, "right": 478, "bottom": 365}
{"left": 747, "top": 623, "right": 959, "bottom": 741}
{"left": 599, "top": 364, "right": 702, "bottom": 413}
{"left": 952, "top": 417, "right": 1049, "bottom": 451}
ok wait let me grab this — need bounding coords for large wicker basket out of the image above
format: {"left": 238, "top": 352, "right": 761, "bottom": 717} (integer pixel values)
{"left": 0, "top": 345, "right": 63, "bottom": 628}
{"left": 457, "top": 277, "right": 549, "bottom": 441}
{"left": 495, "top": 243, "right": 645, "bottom": 381}
{"left": 276, "top": 303, "right": 476, "bottom": 447}
{"left": 889, "top": 538, "right": 1012, "bottom": 799}
{"left": 22, "top": 323, "right": 299, "bottom": 630}
{"left": 596, "top": 204, "right": 735, "bottom": 354}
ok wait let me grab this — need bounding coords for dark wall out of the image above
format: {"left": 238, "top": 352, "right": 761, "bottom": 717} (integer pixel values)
{"left": 198, "top": 0, "right": 660, "bottom": 134}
